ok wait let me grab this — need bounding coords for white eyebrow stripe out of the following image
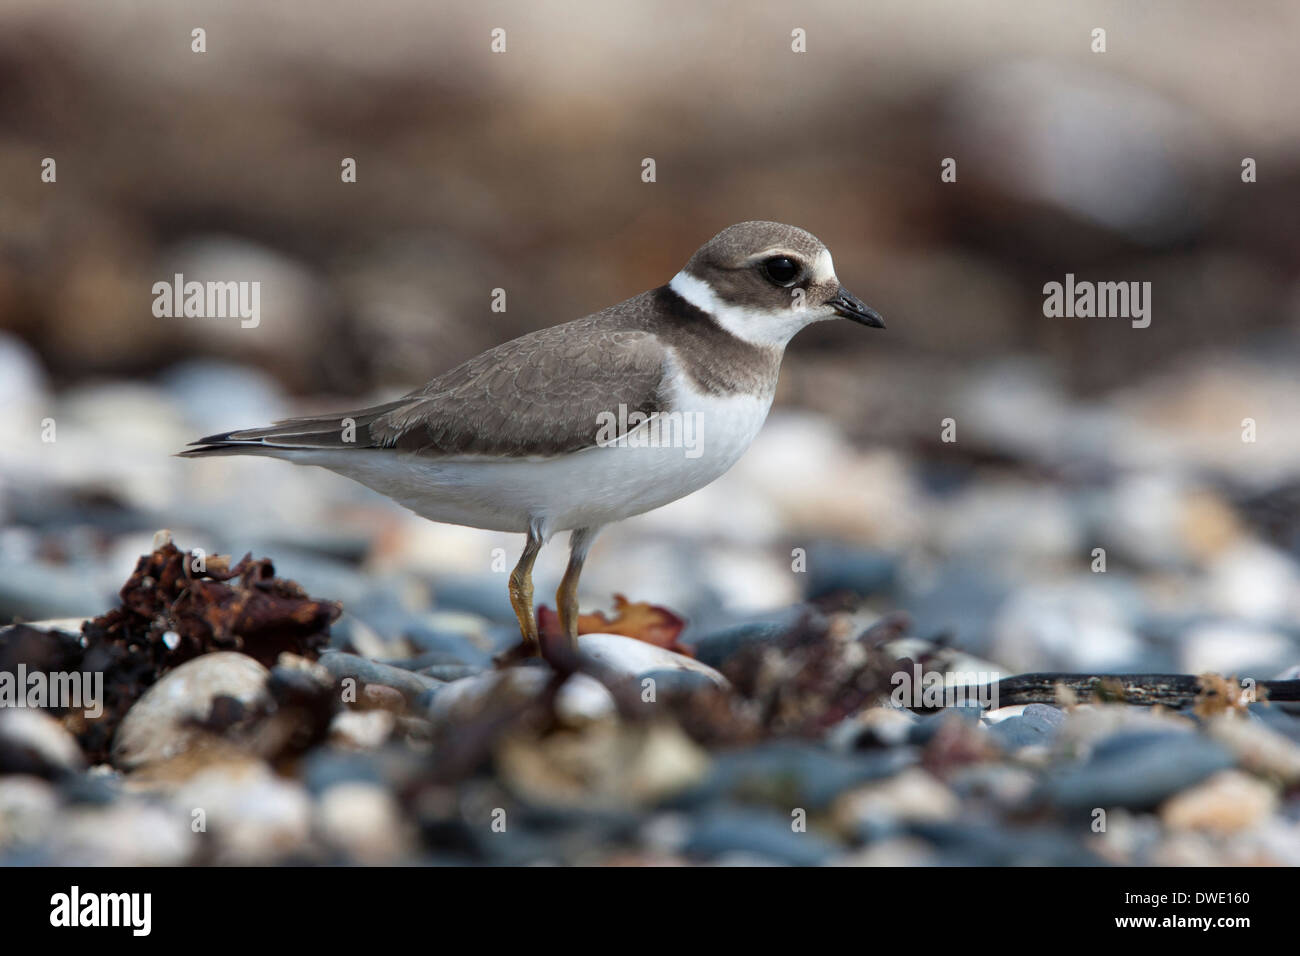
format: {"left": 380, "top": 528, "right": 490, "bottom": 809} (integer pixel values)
{"left": 813, "top": 248, "right": 837, "bottom": 283}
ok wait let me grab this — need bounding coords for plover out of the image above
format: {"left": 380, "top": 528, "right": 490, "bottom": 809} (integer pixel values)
{"left": 182, "top": 221, "right": 884, "bottom": 660}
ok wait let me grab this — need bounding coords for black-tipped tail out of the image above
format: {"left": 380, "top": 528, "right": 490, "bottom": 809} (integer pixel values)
{"left": 176, "top": 439, "right": 267, "bottom": 459}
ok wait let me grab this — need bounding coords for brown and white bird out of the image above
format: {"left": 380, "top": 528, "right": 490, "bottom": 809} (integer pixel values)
{"left": 182, "top": 221, "right": 884, "bottom": 661}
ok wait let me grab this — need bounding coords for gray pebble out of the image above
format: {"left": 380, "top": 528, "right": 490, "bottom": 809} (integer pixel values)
{"left": 1041, "top": 731, "right": 1235, "bottom": 810}
{"left": 317, "top": 651, "right": 442, "bottom": 702}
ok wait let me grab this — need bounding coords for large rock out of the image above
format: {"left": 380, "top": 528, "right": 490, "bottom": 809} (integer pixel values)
{"left": 578, "top": 633, "right": 728, "bottom": 689}
{"left": 425, "top": 668, "right": 615, "bottom": 727}
{"left": 0, "top": 708, "right": 85, "bottom": 776}
{"left": 112, "top": 652, "right": 270, "bottom": 769}
{"left": 317, "top": 651, "right": 442, "bottom": 703}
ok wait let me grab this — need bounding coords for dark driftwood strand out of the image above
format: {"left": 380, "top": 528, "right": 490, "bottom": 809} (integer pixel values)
{"left": 908, "top": 674, "right": 1300, "bottom": 714}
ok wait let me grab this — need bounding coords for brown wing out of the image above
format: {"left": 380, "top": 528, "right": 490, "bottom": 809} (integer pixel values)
{"left": 185, "top": 312, "right": 670, "bottom": 459}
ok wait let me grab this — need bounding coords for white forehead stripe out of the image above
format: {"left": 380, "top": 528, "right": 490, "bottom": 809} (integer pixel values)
{"left": 668, "top": 270, "right": 826, "bottom": 348}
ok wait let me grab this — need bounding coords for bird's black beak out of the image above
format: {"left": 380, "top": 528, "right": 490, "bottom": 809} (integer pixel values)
{"left": 828, "top": 286, "right": 885, "bottom": 328}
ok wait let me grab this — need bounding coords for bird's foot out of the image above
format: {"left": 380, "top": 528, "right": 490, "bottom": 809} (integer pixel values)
{"left": 493, "top": 639, "right": 541, "bottom": 668}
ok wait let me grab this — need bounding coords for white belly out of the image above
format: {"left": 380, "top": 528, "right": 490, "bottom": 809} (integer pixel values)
{"left": 292, "top": 387, "right": 774, "bottom": 536}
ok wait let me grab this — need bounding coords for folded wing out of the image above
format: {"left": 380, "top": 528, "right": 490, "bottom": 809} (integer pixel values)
{"left": 182, "top": 316, "right": 669, "bottom": 460}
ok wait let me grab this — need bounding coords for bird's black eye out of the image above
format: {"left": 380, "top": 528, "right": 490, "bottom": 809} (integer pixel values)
{"left": 761, "top": 256, "right": 800, "bottom": 286}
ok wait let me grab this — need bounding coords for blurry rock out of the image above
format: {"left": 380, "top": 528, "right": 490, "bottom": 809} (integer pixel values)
{"left": 578, "top": 633, "right": 728, "bottom": 688}
{"left": 419, "top": 664, "right": 483, "bottom": 682}
{"left": 949, "top": 60, "right": 1212, "bottom": 241}
{"left": 270, "top": 651, "right": 333, "bottom": 690}
{"left": 1206, "top": 715, "right": 1300, "bottom": 784}
{"left": 1116, "top": 361, "right": 1300, "bottom": 486}
{"left": 1178, "top": 489, "right": 1245, "bottom": 562}
{"left": 578, "top": 538, "right": 717, "bottom": 620}
{"left": 329, "top": 709, "right": 396, "bottom": 750}
{"left": 360, "top": 684, "right": 406, "bottom": 713}
{"left": 0, "top": 555, "right": 115, "bottom": 622}
{"left": 685, "top": 742, "right": 915, "bottom": 811}
{"left": 833, "top": 836, "right": 937, "bottom": 867}
{"left": 986, "top": 703, "right": 1065, "bottom": 752}
{"left": 330, "top": 613, "right": 402, "bottom": 659}
{"left": 1203, "top": 541, "right": 1300, "bottom": 625}
{"left": 1041, "top": 731, "right": 1235, "bottom": 810}
{"left": 990, "top": 577, "right": 1142, "bottom": 672}
{"left": 170, "top": 758, "right": 312, "bottom": 864}
{"left": 899, "top": 560, "right": 1010, "bottom": 657}
{"left": 333, "top": 232, "right": 508, "bottom": 388}
{"left": 947, "top": 763, "right": 1038, "bottom": 810}
{"left": 637, "top": 667, "right": 726, "bottom": 697}
{"left": 1160, "top": 770, "right": 1278, "bottom": 834}
{"left": 60, "top": 767, "right": 121, "bottom": 806}
{"left": 827, "top": 706, "right": 918, "bottom": 752}
{"left": 1093, "top": 473, "right": 1193, "bottom": 570}
{"left": 159, "top": 236, "right": 330, "bottom": 390}
{"left": 0, "top": 708, "right": 85, "bottom": 776}
{"left": 0, "top": 332, "right": 48, "bottom": 411}
{"left": 1091, "top": 807, "right": 1164, "bottom": 865}
{"left": 911, "top": 821, "right": 1101, "bottom": 866}
{"left": 690, "top": 620, "right": 790, "bottom": 670}
{"left": 638, "top": 811, "right": 690, "bottom": 855}
{"left": 728, "top": 413, "right": 922, "bottom": 547}
{"left": 694, "top": 546, "right": 802, "bottom": 616}
{"left": 954, "top": 360, "right": 1075, "bottom": 465}
{"left": 112, "top": 652, "right": 270, "bottom": 769}
{"left": 498, "top": 721, "right": 709, "bottom": 811}
{"left": 426, "top": 669, "right": 614, "bottom": 727}
{"left": 1245, "top": 819, "right": 1300, "bottom": 867}
{"left": 315, "top": 781, "right": 411, "bottom": 863}
{"left": 1249, "top": 703, "right": 1300, "bottom": 742}
{"left": 684, "top": 807, "right": 838, "bottom": 866}
{"left": 50, "top": 800, "right": 196, "bottom": 866}
{"left": 424, "top": 575, "right": 520, "bottom": 625}
{"left": 402, "top": 614, "right": 496, "bottom": 667}
{"left": 0, "top": 775, "right": 59, "bottom": 851}
{"left": 936, "top": 483, "right": 1082, "bottom": 571}
{"left": 833, "top": 768, "right": 959, "bottom": 839}
{"left": 1055, "top": 703, "right": 1196, "bottom": 753}
{"left": 299, "top": 749, "right": 384, "bottom": 796}
{"left": 46, "top": 382, "right": 190, "bottom": 514}
{"left": 318, "top": 651, "right": 441, "bottom": 703}
{"left": 159, "top": 359, "right": 288, "bottom": 436}
{"left": 802, "top": 543, "right": 898, "bottom": 602}
{"left": 1180, "top": 621, "right": 1296, "bottom": 676}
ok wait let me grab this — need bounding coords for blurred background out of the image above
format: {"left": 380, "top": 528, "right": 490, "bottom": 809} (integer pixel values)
{"left": 3, "top": 0, "right": 1300, "bottom": 677}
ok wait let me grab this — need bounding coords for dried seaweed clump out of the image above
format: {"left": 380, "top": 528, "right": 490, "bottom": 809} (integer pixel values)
{"left": 5, "top": 534, "right": 340, "bottom": 763}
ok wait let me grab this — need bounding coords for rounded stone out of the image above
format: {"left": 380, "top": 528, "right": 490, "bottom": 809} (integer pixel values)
{"left": 112, "top": 652, "right": 270, "bottom": 770}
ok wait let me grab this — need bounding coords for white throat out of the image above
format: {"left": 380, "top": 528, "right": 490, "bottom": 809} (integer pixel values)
{"left": 668, "top": 270, "right": 826, "bottom": 349}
